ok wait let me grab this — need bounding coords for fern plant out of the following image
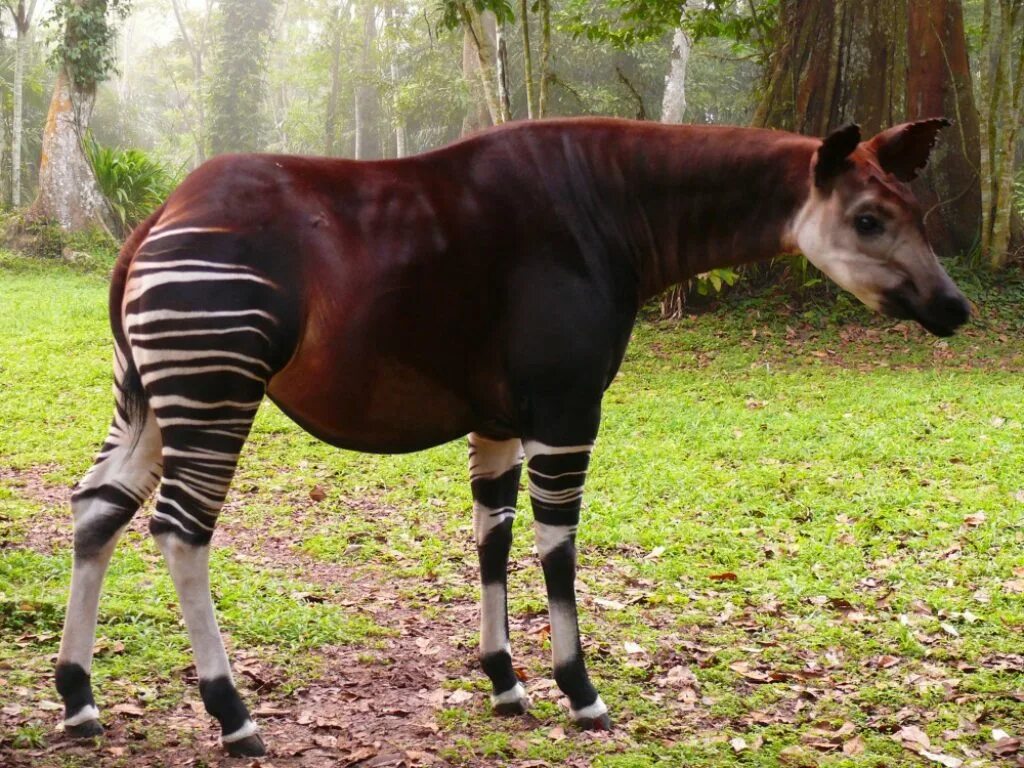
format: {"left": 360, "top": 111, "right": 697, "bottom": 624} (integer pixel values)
{"left": 84, "top": 134, "right": 182, "bottom": 237}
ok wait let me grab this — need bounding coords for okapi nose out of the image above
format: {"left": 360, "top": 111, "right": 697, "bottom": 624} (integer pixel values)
{"left": 932, "top": 291, "right": 971, "bottom": 330}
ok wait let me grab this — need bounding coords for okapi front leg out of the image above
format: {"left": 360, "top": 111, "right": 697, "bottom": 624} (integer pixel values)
{"left": 524, "top": 440, "right": 609, "bottom": 730}
{"left": 468, "top": 433, "right": 529, "bottom": 715}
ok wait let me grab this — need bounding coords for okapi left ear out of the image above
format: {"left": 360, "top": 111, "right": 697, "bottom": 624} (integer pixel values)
{"left": 814, "top": 123, "right": 861, "bottom": 189}
{"left": 868, "top": 118, "right": 951, "bottom": 182}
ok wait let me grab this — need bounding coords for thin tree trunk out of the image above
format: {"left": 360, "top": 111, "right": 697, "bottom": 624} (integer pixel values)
{"left": 660, "top": 18, "right": 693, "bottom": 123}
{"left": 171, "top": 0, "right": 208, "bottom": 165}
{"left": 355, "top": 1, "right": 382, "bottom": 159}
{"left": 386, "top": 1, "right": 407, "bottom": 157}
{"left": 496, "top": 22, "right": 512, "bottom": 122}
{"left": 538, "top": 0, "right": 551, "bottom": 117}
{"left": 11, "top": 0, "right": 39, "bottom": 207}
{"left": 324, "top": 1, "right": 346, "bottom": 155}
{"left": 459, "top": 4, "right": 504, "bottom": 126}
{"left": 519, "top": 0, "right": 534, "bottom": 119}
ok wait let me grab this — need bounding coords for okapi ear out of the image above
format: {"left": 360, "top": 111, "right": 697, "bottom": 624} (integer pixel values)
{"left": 868, "top": 118, "right": 951, "bottom": 182}
{"left": 814, "top": 123, "right": 861, "bottom": 189}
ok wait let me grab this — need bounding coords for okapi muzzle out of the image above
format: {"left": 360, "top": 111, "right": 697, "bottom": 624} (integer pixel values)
{"left": 791, "top": 118, "right": 971, "bottom": 337}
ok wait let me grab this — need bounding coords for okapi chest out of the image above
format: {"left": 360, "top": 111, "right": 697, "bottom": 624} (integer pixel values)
{"left": 55, "top": 117, "right": 967, "bottom": 757}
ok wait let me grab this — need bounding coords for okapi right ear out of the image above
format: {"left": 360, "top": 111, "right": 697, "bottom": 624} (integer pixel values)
{"left": 813, "top": 124, "right": 861, "bottom": 189}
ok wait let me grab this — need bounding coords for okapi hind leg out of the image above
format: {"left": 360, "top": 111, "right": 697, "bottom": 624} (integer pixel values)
{"left": 468, "top": 434, "right": 529, "bottom": 716}
{"left": 524, "top": 438, "right": 610, "bottom": 731}
{"left": 57, "top": 353, "right": 162, "bottom": 739}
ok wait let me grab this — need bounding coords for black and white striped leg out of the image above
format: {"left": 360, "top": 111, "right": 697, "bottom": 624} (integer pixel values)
{"left": 525, "top": 440, "right": 610, "bottom": 730}
{"left": 146, "top": 416, "right": 265, "bottom": 757}
{"left": 127, "top": 249, "right": 279, "bottom": 756}
{"left": 469, "top": 434, "right": 528, "bottom": 716}
{"left": 57, "top": 351, "right": 163, "bottom": 739}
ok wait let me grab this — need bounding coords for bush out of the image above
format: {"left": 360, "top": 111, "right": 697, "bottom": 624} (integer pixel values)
{"left": 83, "top": 135, "right": 182, "bottom": 237}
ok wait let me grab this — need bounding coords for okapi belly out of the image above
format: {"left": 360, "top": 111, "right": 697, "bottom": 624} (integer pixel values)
{"left": 267, "top": 356, "right": 479, "bottom": 454}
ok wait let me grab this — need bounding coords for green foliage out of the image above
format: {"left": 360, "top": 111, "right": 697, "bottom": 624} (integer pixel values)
{"left": 433, "top": 0, "right": 516, "bottom": 32}
{"left": 83, "top": 134, "right": 181, "bottom": 237}
{"left": 47, "top": 0, "right": 131, "bottom": 91}
{"left": 562, "top": 0, "right": 777, "bottom": 59}
{"left": 207, "top": 0, "right": 278, "bottom": 155}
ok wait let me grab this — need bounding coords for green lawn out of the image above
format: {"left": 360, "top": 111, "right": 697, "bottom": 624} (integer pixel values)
{"left": 1, "top": 252, "right": 1021, "bottom": 767}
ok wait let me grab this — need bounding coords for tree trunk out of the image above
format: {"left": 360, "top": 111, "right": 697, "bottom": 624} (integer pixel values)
{"left": 496, "top": 22, "right": 512, "bottom": 122}
{"left": 355, "top": 1, "right": 382, "bottom": 159}
{"left": 519, "top": 0, "right": 535, "bottom": 118}
{"left": 538, "top": 0, "right": 551, "bottom": 117}
{"left": 13, "top": 30, "right": 29, "bottom": 207}
{"left": 459, "top": 5, "right": 504, "bottom": 128}
{"left": 325, "top": 2, "right": 345, "bottom": 155}
{"left": 756, "top": 0, "right": 982, "bottom": 258}
{"left": 30, "top": 69, "right": 110, "bottom": 231}
{"left": 171, "top": 0, "right": 208, "bottom": 166}
{"left": 11, "top": 0, "right": 39, "bottom": 207}
{"left": 660, "top": 21, "right": 693, "bottom": 123}
{"left": 385, "top": 2, "right": 407, "bottom": 158}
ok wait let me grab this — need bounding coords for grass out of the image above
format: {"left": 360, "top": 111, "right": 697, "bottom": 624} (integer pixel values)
{"left": 0, "top": 252, "right": 1022, "bottom": 766}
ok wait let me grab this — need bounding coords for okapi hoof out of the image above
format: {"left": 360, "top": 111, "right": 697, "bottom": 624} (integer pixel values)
{"left": 224, "top": 733, "right": 266, "bottom": 758}
{"left": 574, "top": 711, "right": 612, "bottom": 731}
{"left": 65, "top": 719, "right": 104, "bottom": 739}
{"left": 571, "top": 697, "right": 611, "bottom": 731}
{"left": 491, "top": 683, "right": 530, "bottom": 716}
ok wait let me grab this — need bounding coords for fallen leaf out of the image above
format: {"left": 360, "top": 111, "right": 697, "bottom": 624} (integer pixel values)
{"left": 843, "top": 735, "right": 865, "bottom": 756}
{"left": 623, "top": 641, "right": 646, "bottom": 656}
{"left": 894, "top": 725, "right": 932, "bottom": 751}
{"left": 730, "top": 737, "right": 747, "bottom": 752}
{"left": 992, "top": 729, "right": 1012, "bottom": 742}
{"left": 921, "top": 750, "right": 963, "bottom": 768}
{"left": 547, "top": 726, "right": 565, "bottom": 741}
{"left": 447, "top": 689, "right": 473, "bottom": 705}
{"left": 111, "top": 702, "right": 145, "bottom": 717}
{"left": 594, "top": 598, "right": 626, "bottom": 611}
{"left": 963, "top": 512, "right": 986, "bottom": 527}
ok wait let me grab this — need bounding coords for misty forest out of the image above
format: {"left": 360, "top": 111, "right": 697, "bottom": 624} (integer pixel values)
{"left": 1, "top": 1, "right": 1023, "bottom": 767}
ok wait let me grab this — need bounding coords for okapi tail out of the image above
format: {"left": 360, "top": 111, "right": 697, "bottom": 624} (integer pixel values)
{"left": 108, "top": 204, "right": 167, "bottom": 429}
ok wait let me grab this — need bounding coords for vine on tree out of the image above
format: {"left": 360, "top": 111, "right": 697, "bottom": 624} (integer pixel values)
{"left": 48, "top": 0, "right": 132, "bottom": 91}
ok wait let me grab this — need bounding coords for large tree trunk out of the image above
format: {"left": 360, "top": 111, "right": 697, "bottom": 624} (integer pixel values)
{"left": 978, "top": 0, "right": 1023, "bottom": 266}
{"left": 30, "top": 69, "right": 110, "bottom": 231}
{"left": 755, "top": 0, "right": 982, "bottom": 258}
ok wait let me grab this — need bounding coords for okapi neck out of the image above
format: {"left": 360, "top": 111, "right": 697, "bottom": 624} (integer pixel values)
{"left": 509, "top": 120, "right": 817, "bottom": 303}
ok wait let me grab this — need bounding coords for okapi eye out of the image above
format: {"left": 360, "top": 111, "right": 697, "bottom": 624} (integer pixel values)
{"left": 854, "top": 214, "right": 884, "bottom": 236}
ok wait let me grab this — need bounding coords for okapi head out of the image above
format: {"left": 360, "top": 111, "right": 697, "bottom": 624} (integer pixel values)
{"left": 790, "top": 119, "right": 970, "bottom": 337}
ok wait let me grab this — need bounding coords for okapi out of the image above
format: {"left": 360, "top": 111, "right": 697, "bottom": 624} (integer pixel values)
{"left": 57, "top": 117, "right": 970, "bottom": 756}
